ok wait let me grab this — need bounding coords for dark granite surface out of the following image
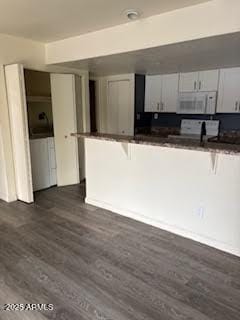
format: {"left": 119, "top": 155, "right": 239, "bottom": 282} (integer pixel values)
{"left": 71, "top": 132, "right": 240, "bottom": 155}
{"left": 135, "top": 126, "right": 180, "bottom": 137}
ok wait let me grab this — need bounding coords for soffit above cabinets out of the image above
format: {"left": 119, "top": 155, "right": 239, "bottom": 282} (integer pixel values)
{"left": 0, "top": 0, "right": 209, "bottom": 42}
{"left": 60, "top": 32, "right": 240, "bottom": 77}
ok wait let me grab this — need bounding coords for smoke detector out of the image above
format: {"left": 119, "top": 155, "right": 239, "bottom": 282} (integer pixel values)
{"left": 126, "top": 10, "right": 140, "bottom": 20}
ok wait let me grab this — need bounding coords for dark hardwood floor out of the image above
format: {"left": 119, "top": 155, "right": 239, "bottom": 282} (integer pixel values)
{"left": 0, "top": 184, "right": 239, "bottom": 320}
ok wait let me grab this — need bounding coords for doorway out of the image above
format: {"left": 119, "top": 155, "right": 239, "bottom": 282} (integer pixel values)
{"left": 24, "top": 69, "right": 57, "bottom": 192}
{"left": 5, "top": 64, "right": 82, "bottom": 203}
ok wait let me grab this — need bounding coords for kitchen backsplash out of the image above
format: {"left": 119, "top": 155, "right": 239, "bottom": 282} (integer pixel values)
{"left": 135, "top": 112, "right": 240, "bottom": 133}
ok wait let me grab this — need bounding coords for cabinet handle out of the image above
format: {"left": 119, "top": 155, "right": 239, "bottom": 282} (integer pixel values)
{"left": 157, "top": 103, "right": 160, "bottom": 111}
{"left": 161, "top": 102, "right": 164, "bottom": 111}
{"left": 199, "top": 81, "right": 202, "bottom": 90}
{"left": 235, "top": 101, "right": 238, "bottom": 111}
{"left": 194, "top": 81, "right": 197, "bottom": 90}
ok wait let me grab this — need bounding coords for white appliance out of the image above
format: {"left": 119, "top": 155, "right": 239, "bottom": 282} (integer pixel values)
{"left": 168, "top": 119, "right": 220, "bottom": 141}
{"left": 168, "top": 119, "right": 220, "bottom": 140}
{"left": 181, "top": 119, "right": 219, "bottom": 137}
{"left": 30, "top": 137, "right": 57, "bottom": 191}
{"left": 178, "top": 91, "right": 217, "bottom": 114}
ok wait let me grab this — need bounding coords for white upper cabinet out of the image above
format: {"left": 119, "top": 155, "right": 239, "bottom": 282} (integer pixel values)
{"left": 198, "top": 70, "right": 219, "bottom": 92}
{"left": 161, "top": 73, "right": 179, "bottom": 113}
{"left": 145, "top": 75, "right": 162, "bottom": 112}
{"left": 179, "top": 72, "right": 198, "bottom": 92}
{"left": 145, "top": 74, "right": 178, "bottom": 112}
{"left": 217, "top": 68, "right": 240, "bottom": 113}
{"left": 179, "top": 70, "right": 219, "bottom": 92}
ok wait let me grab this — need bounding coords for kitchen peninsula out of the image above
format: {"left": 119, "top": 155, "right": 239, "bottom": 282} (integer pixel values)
{"left": 72, "top": 132, "right": 240, "bottom": 257}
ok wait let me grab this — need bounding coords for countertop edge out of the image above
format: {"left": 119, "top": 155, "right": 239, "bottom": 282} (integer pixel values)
{"left": 71, "top": 133, "right": 240, "bottom": 155}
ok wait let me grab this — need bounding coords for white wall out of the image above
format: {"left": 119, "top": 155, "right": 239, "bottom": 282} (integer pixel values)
{"left": 46, "top": 0, "right": 240, "bottom": 64}
{"left": 85, "top": 138, "right": 240, "bottom": 257}
{"left": 0, "top": 33, "right": 90, "bottom": 202}
{"left": 95, "top": 74, "right": 135, "bottom": 134}
{"left": 0, "top": 34, "right": 46, "bottom": 202}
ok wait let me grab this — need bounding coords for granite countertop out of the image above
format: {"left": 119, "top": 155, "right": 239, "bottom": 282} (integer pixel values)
{"left": 71, "top": 132, "right": 240, "bottom": 155}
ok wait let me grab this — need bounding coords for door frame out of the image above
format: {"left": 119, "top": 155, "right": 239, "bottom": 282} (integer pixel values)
{"left": 89, "top": 80, "right": 97, "bottom": 132}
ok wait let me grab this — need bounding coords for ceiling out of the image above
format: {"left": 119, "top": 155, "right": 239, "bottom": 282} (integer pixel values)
{"left": 0, "top": 0, "right": 210, "bottom": 42}
{"left": 59, "top": 32, "right": 240, "bottom": 77}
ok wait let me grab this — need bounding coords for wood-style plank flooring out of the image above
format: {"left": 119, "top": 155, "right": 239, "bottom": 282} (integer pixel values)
{"left": 0, "top": 184, "right": 239, "bottom": 320}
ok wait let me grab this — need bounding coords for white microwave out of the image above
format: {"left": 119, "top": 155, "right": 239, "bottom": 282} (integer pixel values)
{"left": 177, "top": 92, "right": 217, "bottom": 114}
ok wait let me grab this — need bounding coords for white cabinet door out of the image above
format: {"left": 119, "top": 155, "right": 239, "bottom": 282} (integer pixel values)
{"left": 4, "top": 64, "right": 34, "bottom": 203}
{"left": 144, "top": 75, "right": 162, "bottom": 112}
{"left": 51, "top": 74, "right": 80, "bottom": 186}
{"left": 217, "top": 68, "right": 240, "bottom": 113}
{"left": 198, "top": 69, "right": 219, "bottom": 91}
{"left": 180, "top": 70, "right": 219, "bottom": 93}
{"left": 161, "top": 73, "right": 179, "bottom": 112}
{"left": 179, "top": 72, "right": 198, "bottom": 92}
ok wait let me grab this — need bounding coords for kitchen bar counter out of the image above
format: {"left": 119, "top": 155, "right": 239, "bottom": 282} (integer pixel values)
{"left": 72, "top": 131, "right": 240, "bottom": 257}
{"left": 71, "top": 132, "right": 240, "bottom": 155}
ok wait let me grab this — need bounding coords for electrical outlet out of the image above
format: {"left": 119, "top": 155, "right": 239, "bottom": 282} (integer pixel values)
{"left": 136, "top": 113, "right": 141, "bottom": 120}
{"left": 154, "top": 113, "right": 158, "bottom": 120}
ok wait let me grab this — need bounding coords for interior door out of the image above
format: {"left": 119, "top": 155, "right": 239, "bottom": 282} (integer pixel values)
{"left": 117, "top": 80, "right": 133, "bottom": 135}
{"left": 107, "top": 79, "right": 134, "bottom": 135}
{"left": 50, "top": 74, "right": 80, "bottom": 186}
{"left": 106, "top": 80, "right": 118, "bottom": 134}
{"left": 4, "top": 64, "right": 34, "bottom": 203}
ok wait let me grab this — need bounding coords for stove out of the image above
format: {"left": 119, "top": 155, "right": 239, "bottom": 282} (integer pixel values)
{"left": 168, "top": 119, "right": 220, "bottom": 141}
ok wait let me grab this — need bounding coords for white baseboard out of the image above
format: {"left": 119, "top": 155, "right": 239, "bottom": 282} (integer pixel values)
{"left": 86, "top": 197, "right": 240, "bottom": 258}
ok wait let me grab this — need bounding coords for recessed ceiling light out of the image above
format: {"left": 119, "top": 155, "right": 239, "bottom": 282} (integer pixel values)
{"left": 126, "top": 9, "right": 140, "bottom": 21}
